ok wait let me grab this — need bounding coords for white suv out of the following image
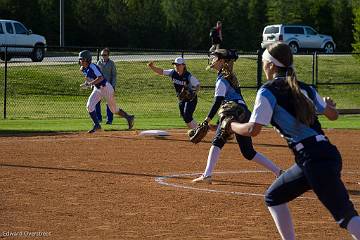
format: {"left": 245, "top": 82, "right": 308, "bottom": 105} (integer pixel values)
{"left": 261, "top": 24, "right": 336, "bottom": 54}
{"left": 0, "top": 19, "right": 47, "bottom": 62}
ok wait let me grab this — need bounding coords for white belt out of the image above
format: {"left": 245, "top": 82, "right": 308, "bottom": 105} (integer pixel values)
{"left": 237, "top": 100, "right": 245, "bottom": 105}
{"left": 294, "top": 135, "right": 327, "bottom": 152}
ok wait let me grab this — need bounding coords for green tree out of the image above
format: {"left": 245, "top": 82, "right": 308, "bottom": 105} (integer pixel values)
{"left": 247, "top": 0, "right": 268, "bottom": 50}
{"left": 126, "top": 0, "right": 167, "bottom": 48}
{"left": 331, "top": 0, "right": 353, "bottom": 51}
{"left": 353, "top": 6, "right": 360, "bottom": 53}
{"left": 266, "top": 0, "right": 304, "bottom": 24}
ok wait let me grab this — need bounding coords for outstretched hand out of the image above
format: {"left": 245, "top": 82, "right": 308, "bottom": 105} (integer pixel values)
{"left": 324, "top": 97, "right": 336, "bottom": 108}
{"left": 147, "top": 61, "right": 154, "bottom": 68}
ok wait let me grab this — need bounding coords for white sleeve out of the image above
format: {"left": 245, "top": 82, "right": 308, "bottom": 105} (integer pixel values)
{"left": 311, "top": 87, "right": 326, "bottom": 113}
{"left": 249, "top": 91, "right": 274, "bottom": 126}
{"left": 189, "top": 75, "right": 200, "bottom": 87}
{"left": 163, "top": 69, "right": 173, "bottom": 76}
{"left": 214, "top": 81, "right": 226, "bottom": 97}
{"left": 300, "top": 88, "right": 326, "bottom": 114}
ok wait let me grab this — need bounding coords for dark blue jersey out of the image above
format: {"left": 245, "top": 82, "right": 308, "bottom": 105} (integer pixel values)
{"left": 163, "top": 69, "right": 200, "bottom": 97}
{"left": 250, "top": 77, "right": 326, "bottom": 145}
{"left": 81, "top": 63, "right": 107, "bottom": 88}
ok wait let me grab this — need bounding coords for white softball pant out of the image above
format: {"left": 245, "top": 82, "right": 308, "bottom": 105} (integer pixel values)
{"left": 86, "top": 82, "right": 118, "bottom": 113}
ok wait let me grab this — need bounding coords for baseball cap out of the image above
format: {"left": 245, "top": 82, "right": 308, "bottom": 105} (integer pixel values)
{"left": 172, "top": 57, "right": 186, "bottom": 65}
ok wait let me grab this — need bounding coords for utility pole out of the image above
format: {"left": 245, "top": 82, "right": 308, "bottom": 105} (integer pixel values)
{"left": 60, "top": 0, "right": 64, "bottom": 47}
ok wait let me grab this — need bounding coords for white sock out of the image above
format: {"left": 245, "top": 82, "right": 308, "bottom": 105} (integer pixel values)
{"left": 187, "top": 120, "right": 198, "bottom": 129}
{"left": 203, "top": 146, "right": 221, "bottom": 177}
{"left": 347, "top": 216, "right": 360, "bottom": 239}
{"left": 268, "top": 204, "right": 295, "bottom": 240}
{"left": 252, "top": 152, "right": 281, "bottom": 176}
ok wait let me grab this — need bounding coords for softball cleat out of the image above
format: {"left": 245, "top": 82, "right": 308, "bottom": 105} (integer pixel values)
{"left": 192, "top": 175, "right": 212, "bottom": 184}
{"left": 88, "top": 125, "right": 101, "bottom": 133}
{"left": 127, "top": 115, "right": 135, "bottom": 129}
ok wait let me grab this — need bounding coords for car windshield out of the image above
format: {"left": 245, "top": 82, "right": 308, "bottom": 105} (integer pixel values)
{"left": 264, "top": 26, "right": 279, "bottom": 34}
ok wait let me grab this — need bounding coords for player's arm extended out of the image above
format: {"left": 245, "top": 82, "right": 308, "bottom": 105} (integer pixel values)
{"left": 204, "top": 96, "right": 224, "bottom": 123}
{"left": 231, "top": 122, "right": 263, "bottom": 137}
{"left": 147, "top": 61, "right": 164, "bottom": 75}
{"left": 322, "top": 97, "right": 338, "bottom": 120}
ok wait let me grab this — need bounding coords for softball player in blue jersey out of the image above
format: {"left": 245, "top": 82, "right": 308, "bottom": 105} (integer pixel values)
{"left": 227, "top": 43, "right": 360, "bottom": 239}
{"left": 192, "top": 49, "right": 281, "bottom": 184}
{"left": 78, "top": 50, "right": 134, "bottom": 133}
{"left": 147, "top": 57, "right": 200, "bottom": 129}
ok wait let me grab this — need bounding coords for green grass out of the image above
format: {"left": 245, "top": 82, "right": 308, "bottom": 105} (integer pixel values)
{"left": 0, "top": 54, "right": 359, "bottom": 132}
{"left": 0, "top": 114, "right": 358, "bottom": 134}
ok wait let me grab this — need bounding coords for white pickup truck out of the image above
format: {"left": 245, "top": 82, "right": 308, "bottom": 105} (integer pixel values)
{"left": 0, "top": 19, "right": 47, "bottom": 62}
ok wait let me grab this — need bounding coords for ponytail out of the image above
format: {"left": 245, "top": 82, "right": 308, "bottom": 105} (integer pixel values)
{"left": 221, "top": 59, "right": 240, "bottom": 92}
{"left": 267, "top": 43, "right": 315, "bottom": 126}
{"left": 285, "top": 68, "right": 315, "bottom": 126}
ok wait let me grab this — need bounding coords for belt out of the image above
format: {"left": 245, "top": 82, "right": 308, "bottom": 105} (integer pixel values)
{"left": 225, "top": 100, "right": 246, "bottom": 105}
{"left": 237, "top": 99, "right": 246, "bottom": 105}
{"left": 293, "top": 135, "right": 328, "bottom": 152}
{"left": 95, "top": 83, "right": 106, "bottom": 89}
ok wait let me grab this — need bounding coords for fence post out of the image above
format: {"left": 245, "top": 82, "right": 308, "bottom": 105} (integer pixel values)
{"left": 312, "top": 52, "right": 315, "bottom": 86}
{"left": 3, "top": 46, "right": 7, "bottom": 119}
{"left": 256, "top": 48, "right": 264, "bottom": 89}
{"left": 96, "top": 48, "right": 100, "bottom": 62}
{"left": 314, "top": 51, "right": 318, "bottom": 89}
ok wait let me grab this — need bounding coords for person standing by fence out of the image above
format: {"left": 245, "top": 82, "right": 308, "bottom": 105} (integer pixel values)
{"left": 222, "top": 42, "right": 360, "bottom": 239}
{"left": 209, "top": 21, "right": 223, "bottom": 52}
{"left": 96, "top": 48, "right": 117, "bottom": 124}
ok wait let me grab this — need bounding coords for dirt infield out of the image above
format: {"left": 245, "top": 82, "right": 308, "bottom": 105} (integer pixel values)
{"left": 1, "top": 129, "right": 359, "bottom": 239}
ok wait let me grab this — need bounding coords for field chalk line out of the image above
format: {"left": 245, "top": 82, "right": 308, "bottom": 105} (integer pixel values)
{"left": 155, "top": 170, "right": 360, "bottom": 203}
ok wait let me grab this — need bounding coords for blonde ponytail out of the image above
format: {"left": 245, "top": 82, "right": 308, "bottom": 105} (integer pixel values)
{"left": 221, "top": 60, "right": 240, "bottom": 90}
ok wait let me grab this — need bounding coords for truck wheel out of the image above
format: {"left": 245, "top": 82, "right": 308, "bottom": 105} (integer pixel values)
{"left": 31, "top": 45, "right": 45, "bottom": 62}
{"left": 323, "top": 42, "right": 334, "bottom": 53}
{"left": 288, "top": 42, "right": 299, "bottom": 54}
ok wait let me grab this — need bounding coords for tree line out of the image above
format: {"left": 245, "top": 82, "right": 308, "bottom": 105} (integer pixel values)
{"left": 0, "top": 0, "right": 359, "bottom": 52}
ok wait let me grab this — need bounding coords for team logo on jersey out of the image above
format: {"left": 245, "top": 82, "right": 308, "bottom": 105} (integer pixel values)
{"left": 172, "top": 78, "right": 186, "bottom": 86}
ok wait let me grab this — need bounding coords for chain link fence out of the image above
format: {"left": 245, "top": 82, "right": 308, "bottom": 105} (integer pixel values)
{"left": 0, "top": 46, "right": 359, "bottom": 121}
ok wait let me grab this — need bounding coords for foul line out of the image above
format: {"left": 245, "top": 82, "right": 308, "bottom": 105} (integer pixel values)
{"left": 155, "top": 170, "right": 360, "bottom": 203}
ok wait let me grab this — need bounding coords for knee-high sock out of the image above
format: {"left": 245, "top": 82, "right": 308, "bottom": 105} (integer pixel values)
{"left": 252, "top": 152, "right": 281, "bottom": 176}
{"left": 89, "top": 111, "right": 100, "bottom": 126}
{"left": 203, "top": 146, "right": 221, "bottom": 177}
{"left": 186, "top": 120, "right": 198, "bottom": 129}
{"left": 106, "top": 104, "right": 113, "bottom": 122}
{"left": 95, "top": 101, "right": 102, "bottom": 121}
{"left": 347, "top": 216, "right": 360, "bottom": 239}
{"left": 268, "top": 204, "right": 295, "bottom": 240}
{"left": 118, "top": 108, "right": 130, "bottom": 118}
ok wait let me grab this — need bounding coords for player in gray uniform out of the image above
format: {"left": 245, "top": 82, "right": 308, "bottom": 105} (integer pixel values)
{"left": 79, "top": 50, "right": 134, "bottom": 133}
{"left": 148, "top": 57, "right": 200, "bottom": 129}
{"left": 225, "top": 43, "right": 360, "bottom": 239}
{"left": 96, "top": 48, "right": 117, "bottom": 124}
{"left": 192, "top": 49, "right": 282, "bottom": 184}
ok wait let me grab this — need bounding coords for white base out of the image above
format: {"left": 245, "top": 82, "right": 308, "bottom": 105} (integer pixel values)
{"left": 138, "top": 130, "right": 170, "bottom": 137}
